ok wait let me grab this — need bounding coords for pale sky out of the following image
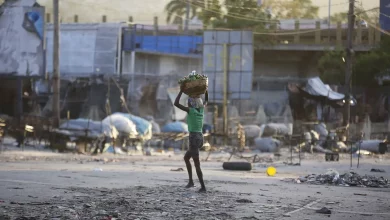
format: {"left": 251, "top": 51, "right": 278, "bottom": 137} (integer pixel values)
{"left": 1, "top": 0, "right": 381, "bottom": 24}
{"left": 312, "top": 0, "right": 379, "bottom": 18}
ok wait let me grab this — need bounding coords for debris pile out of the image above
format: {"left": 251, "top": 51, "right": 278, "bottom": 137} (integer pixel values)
{"left": 290, "top": 170, "right": 390, "bottom": 188}
{"left": 0, "top": 185, "right": 251, "bottom": 220}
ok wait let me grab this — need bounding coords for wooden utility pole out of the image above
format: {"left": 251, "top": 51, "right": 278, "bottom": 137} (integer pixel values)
{"left": 344, "top": 0, "right": 355, "bottom": 133}
{"left": 328, "top": 0, "right": 331, "bottom": 42}
{"left": 223, "top": 43, "right": 229, "bottom": 145}
{"left": 184, "top": 0, "right": 190, "bottom": 33}
{"left": 52, "top": 0, "right": 60, "bottom": 127}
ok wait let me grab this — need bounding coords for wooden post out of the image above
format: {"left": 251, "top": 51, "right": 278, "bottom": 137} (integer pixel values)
{"left": 315, "top": 21, "right": 321, "bottom": 44}
{"left": 178, "top": 17, "right": 183, "bottom": 34}
{"left": 223, "top": 43, "right": 229, "bottom": 145}
{"left": 74, "top": 15, "right": 78, "bottom": 23}
{"left": 184, "top": 0, "right": 190, "bottom": 33}
{"left": 356, "top": 23, "right": 362, "bottom": 44}
{"left": 344, "top": 0, "right": 355, "bottom": 130}
{"left": 102, "top": 15, "right": 107, "bottom": 23}
{"left": 153, "top": 16, "right": 158, "bottom": 36}
{"left": 52, "top": 0, "right": 60, "bottom": 128}
{"left": 368, "top": 26, "right": 374, "bottom": 45}
{"left": 294, "top": 20, "right": 300, "bottom": 43}
{"left": 16, "top": 78, "right": 23, "bottom": 119}
{"left": 178, "top": 23, "right": 183, "bottom": 33}
{"left": 46, "top": 13, "right": 51, "bottom": 23}
{"left": 336, "top": 22, "right": 342, "bottom": 47}
{"left": 375, "top": 22, "right": 381, "bottom": 43}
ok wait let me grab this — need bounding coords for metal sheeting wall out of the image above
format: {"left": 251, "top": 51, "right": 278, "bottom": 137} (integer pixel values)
{"left": 202, "top": 30, "right": 254, "bottom": 101}
{"left": 46, "top": 23, "right": 121, "bottom": 77}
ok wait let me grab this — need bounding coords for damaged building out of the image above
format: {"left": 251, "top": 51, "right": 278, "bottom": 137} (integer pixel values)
{"left": 1, "top": 0, "right": 388, "bottom": 142}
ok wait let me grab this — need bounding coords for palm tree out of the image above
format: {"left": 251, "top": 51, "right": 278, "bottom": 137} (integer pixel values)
{"left": 213, "top": 0, "right": 273, "bottom": 30}
{"left": 165, "top": 0, "right": 201, "bottom": 25}
{"left": 197, "top": 0, "right": 222, "bottom": 28}
{"left": 330, "top": 7, "right": 379, "bottom": 25}
{"left": 265, "top": 0, "right": 319, "bottom": 19}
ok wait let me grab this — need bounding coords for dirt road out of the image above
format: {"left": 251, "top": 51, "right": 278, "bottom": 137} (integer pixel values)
{"left": 0, "top": 150, "right": 389, "bottom": 219}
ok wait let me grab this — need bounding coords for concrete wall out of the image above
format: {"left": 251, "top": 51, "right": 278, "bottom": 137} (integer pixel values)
{"left": 121, "top": 52, "right": 201, "bottom": 76}
{"left": 253, "top": 50, "right": 320, "bottom": 78}
{"left": 0, "top": 0, "right": 45, "bottom": 76}
{"left": 158, "top": 55, "right": 200, "bottom": 75}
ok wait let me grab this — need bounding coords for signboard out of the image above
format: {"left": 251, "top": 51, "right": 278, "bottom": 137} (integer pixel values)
{"left": 202, "top": 30, "right": 253, "bottom": 101}
{"left": 380, "top": 0, "right": 390, "bottom": 31}
{"left": 0, "top": 0, "right": 45, "bottom": 76}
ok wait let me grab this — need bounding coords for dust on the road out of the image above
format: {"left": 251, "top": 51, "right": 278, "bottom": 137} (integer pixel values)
{"left": 0, "top": 184, "right": 264, "bottom": 220}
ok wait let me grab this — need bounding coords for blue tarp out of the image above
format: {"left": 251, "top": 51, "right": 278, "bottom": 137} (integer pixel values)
{"left": 162, "top": 121, "right": 188, "bottom": 133}
{"left": 203, "top": 124, "right": 213, "bottom": 134}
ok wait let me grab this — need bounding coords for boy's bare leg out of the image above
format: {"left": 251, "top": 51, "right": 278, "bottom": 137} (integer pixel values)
{"left": 184, "top": 151, "right": 194, "bottom": 188}
{"left": 193, "top": 156, "right": 206, "bottom": 192}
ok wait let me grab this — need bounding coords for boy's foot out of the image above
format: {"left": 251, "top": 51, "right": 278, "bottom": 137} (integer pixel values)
{"left": 198, "top": 187, "right": 207, "bottom": 193}
{"left": 185, "top": 182, "right": 195, "bottom": 188}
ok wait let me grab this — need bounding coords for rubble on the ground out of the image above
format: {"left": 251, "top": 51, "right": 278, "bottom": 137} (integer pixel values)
{"left": 316, "top": 207, "right": 332, "bottom": 215}
{"left": 370, "top": 168, "right": 386, "bottom": 173}
{"left": 285, "top": 169, "right": 390, "bottom": 188}
{"left": 0, "top": 185, "right": 251, "bottom": 220}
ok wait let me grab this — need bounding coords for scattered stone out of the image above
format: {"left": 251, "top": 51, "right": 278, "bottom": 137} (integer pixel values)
{"left": 0, "top": 185, "right": 264, "bottom": 219}
{"left": 0, "top": 214, "right": 11, "bottom": 220}
{"left": 287, "top": 171, "right": 390, "bottom": 188}
{"left": 58, "top": 176, "right": 71, "bottom": 179}
{"left": 316, "top": 207, "right": 331, "bottom": 215}
{"left": 282, "top": 213, "right": 291, "bottom": 217}
{"left": 97, "top": 210, "right": 107, "bottom": 216}
{"left": 170, "top": 168, "right": 184, "bottom": 172}
{"left": 354, "top": 193, "right": 367, "bottom": 196}
{"left": 370, "top": 169, "right": 385, "bottom": 173}
{"left": 236, "top": 199, "right": 253, "bottom": 203}
{"left": 361, "top": 213, "right": 373, "bottom": 216}
{"left": 15, "top": 217, "right": 37, "bottom": 220}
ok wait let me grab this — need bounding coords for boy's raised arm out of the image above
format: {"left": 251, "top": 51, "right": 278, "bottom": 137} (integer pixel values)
{"left": 174, "top": 90, "right": 189, "bottom": 113}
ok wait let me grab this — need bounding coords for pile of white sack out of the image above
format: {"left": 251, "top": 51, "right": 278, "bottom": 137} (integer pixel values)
{"left": 102, "top": 113, "right": 138, "bottom": 137}
{"left": 243, "top": 123, "right": 292, "bottom": 152}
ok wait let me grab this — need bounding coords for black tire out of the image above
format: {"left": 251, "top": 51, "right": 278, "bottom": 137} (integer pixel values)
{"left": 223, "top": 162, "right": 252, "bottom": 171}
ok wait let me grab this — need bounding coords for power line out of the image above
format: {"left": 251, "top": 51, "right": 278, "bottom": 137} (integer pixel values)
{"left": 182, "top": 0, "right": 283, "bottom": 23}
{"left": 58, "top": 0, "right": 332, "bottom": 36}
{"left": 216, "top": 0, "right": 351, "bottom": 11}
{"left": 169, "top": 12, "right": 321, "bottom": 35}
{"left": 354, "top": 5, "right": 390, "bottom": 36}
{"left": 355, "top": 14, "right": 390, "bottom": 36}
{"left": 186, "top": 0, "right": 335, "bottom": 24}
